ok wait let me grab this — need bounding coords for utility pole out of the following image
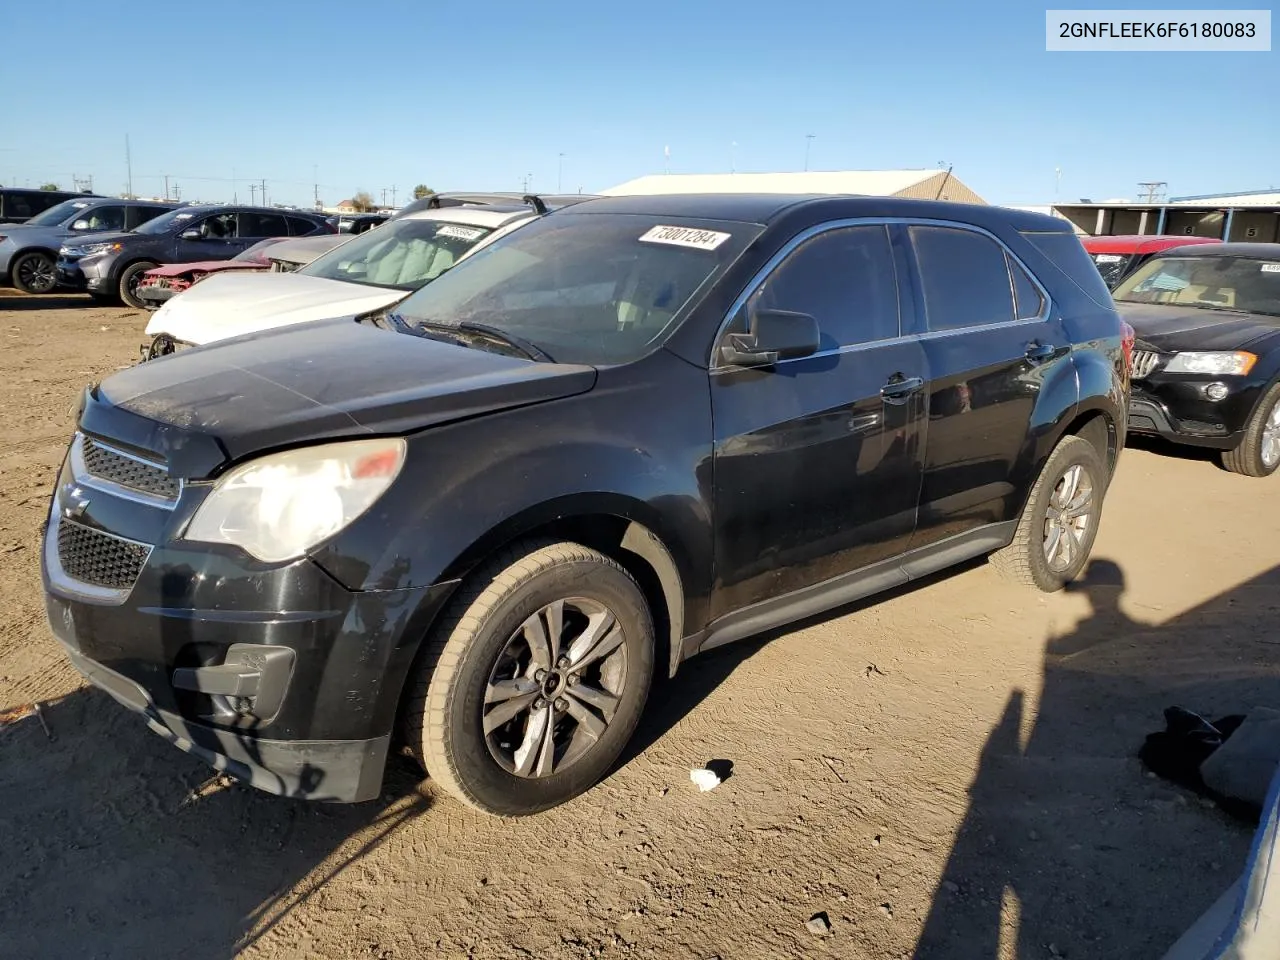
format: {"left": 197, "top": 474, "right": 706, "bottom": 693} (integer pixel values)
{"left": 391, "top": 184, "right": 397, "bottom": 207}
{"left": 804, "top": 134, "right": 815, "bottom": 172}
{"left": 250, "top": 183, "right": 258, "bottom": 205}
{"left": 125, "top": 134, "right": 133, "bottom": 197}
{"left": 173, "top": 181, "right": 180, "bottom": 201}
{"left": 381, "top": 187, "right": 387, "bottom": 207}
{"left": 1138, "top": 181, "right": 1167, "bottom": 203}
{"left": 164, "top": 174, "right": 170, "bottom": 201}
{"left": 260, "top": 178, "right": 267, "bottom": 206}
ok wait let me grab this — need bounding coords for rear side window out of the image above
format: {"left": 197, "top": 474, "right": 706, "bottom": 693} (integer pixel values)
{"left": 747, "top": 224, "right": 901, "bottom": 347}
{"left": 240, "top": 212, "right": 289, "bottom": 237}
{"left": 287, "top": 216, "right": 321, "bottom": 236}
{"left": 1022, "top": 230, "right": 1115, "bottom": 309}
{"left": 1009, "top": 255, "right": 1045, "bottom": 319}
{"left": 910, "top": 226, "right": 1014, "bottom": 331}
{"left": 127, "top": 206, "right": 169, "bottom": 230}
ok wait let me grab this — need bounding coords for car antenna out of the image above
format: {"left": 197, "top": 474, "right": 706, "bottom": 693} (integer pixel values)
{"left": 522, "top": 194, "right": 549, "bottom": 215}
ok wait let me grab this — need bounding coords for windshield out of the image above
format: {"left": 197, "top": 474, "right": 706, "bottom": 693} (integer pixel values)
{"left": 393, "top": 213, "right": 759, "bottom": 365}
{"left": 299, "top": 217, "right": 494, "bottom": 291}
{"left": 134, "top": 208, "right": 198, "bottom": 235}
{"left": 1089, "top": 252, "right": 1133, "bottom": 289}
{"left": 1113, "top": 255, "right": 1280, "bottom": 316}
{"left": 26, "top": 199, "right": 93, "bottom": 227}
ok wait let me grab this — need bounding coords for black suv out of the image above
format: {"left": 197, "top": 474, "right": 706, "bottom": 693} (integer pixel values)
{"left": 41, "top": 194, "right": 1129, "bottom": 813}
{"left": 0, "top": 186, "right": 98, "bottom": 224}
{"left": 55, "top": 204, "right": 332, "bottom": 308}
{"left": 1116, "top": 243, "right": 1280, "bottom": 477}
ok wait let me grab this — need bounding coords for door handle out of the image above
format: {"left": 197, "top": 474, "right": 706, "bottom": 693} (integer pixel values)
{"left": 1025, "top": 342, "right": 1056, "bottom": 363}
{"left": 881, "top": 375, "right": 924, "bottom": 404}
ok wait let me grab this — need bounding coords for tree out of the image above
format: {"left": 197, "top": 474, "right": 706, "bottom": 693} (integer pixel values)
{"left": 350, "top": 190, "right": 376, "bottom": 212}
{"left": 412, "top": 184, "right": 434, "bottom": 200}
{"left": 39, "top": 182, "right": 60, "bottom": 191}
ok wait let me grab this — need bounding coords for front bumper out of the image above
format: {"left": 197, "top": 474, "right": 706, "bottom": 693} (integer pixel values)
{"left": 56, "top": 254, "right": 112, "bottom": 292}
{"left": 1127, "top": 379, "right": 1257, "bottom": 450}
{"left": 41, "top": 433, "right": 458, "bottom": 802}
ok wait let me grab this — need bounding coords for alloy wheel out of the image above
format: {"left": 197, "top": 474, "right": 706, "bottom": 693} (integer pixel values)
{"left": 17, "top": 255, "right": 56, "bottom": 294}
{"left": 1042, "top": 463, "right": 1095, "bottom": 573}
{"left": 1261, "top": 401, "right": 1280, "bottom": 469}
{"left": 483, "top": 597, "right": 628, "bottom": 778}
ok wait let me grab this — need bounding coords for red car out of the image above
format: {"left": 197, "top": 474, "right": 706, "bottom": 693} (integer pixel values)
{"left": 133, "top": 238, "right": 290, "bottom": 309}
{"left": 1082, "top": 234, "right": 1221, "bottom": 289}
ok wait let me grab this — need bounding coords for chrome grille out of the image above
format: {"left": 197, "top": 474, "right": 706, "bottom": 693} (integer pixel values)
{"left": 1131, "top": 349, "right": 1162, "bottom": 380}
{"left": 56, "top": 520, "right": 151, "bottom": 591}
{"left": 81, "top": 437, "right": 179, "bottom": 500}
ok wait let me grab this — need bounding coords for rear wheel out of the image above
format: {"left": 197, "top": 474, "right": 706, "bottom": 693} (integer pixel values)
{"left": 1221, "top": 383, "right": 1280, "bottom": 478}
{"left": 11, "top": 251, "right": 57, "bottom": 294}
{"left": 990, "top": 435, "right": 1107, "bottom": 592}
{"left": 118, "top": 261, "right": 158, "bottom": 309}
{"left": 402, "top": 540, "right": 654, "bottom": 815}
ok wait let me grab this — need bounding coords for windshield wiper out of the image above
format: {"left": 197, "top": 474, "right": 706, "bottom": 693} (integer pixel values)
{"left": 456, "top": 321, "right": 554, "bottom": 362}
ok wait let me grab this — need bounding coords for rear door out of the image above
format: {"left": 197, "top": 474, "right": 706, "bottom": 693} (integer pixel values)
{"left": 709, "top": 222, "right": 927, "bottom": 618}
{"left": 238, "top": 211, "right": 291, "bottom": 249}
{"left": 904, "top": 223, "right": 1071, "bottom": 549}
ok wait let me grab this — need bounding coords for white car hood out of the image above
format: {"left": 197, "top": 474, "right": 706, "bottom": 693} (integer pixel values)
{"left": 144, "top": 271, "right": 407, "bottom": 345}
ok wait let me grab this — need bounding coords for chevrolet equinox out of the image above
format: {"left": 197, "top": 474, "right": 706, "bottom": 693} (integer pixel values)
{"left": 42, "top": 194, "right": 1130, "bottom": 815}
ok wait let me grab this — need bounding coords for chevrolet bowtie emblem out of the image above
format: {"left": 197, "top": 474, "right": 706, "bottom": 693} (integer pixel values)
{"left": 62, "top": 486, "right": 90, "bottom": 521}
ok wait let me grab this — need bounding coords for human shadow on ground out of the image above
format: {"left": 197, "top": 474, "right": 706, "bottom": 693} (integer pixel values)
{"left": 911, "top": 559, "right": 1280, "bottom": 959}
{"left": 0, "top": 687, "right": 431, "bottom": 960}
{"left": 0, "top": 293, "right": 97, "bottom": 311}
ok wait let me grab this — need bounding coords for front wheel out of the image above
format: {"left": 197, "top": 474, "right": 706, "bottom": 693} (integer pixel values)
{"left": 402, "top": 540, "right": 654, "bottom": 815}
{"left": 11, "top": 251, "right": 57, "bottom": 294}
{"left": 117, "top": 261, "right": 158, "bottom": 309}
{"left": 990, "top": 434, "right": 1107, "bottom": 592}
{"left": 1221, "top": 382, "right": 1280, "bottom": 478}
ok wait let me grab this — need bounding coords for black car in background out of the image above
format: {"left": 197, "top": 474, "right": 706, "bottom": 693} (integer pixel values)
{"left": 1115, "top": 243, "right": 1280, "bottom": 476}
{"left": 0, "top": 198, "right": 177, "bottom": 294}
{"left": 326, "top": 213, "right": 389, "bottom": 234}
{"left": 0, "top": 186, "right": 99, "bottom": 224}
{"left": 42, "top": 194, "right": 1128, "bottom": 813}
{"left": 56, "top": 205, "right": 332, "bottom": 308}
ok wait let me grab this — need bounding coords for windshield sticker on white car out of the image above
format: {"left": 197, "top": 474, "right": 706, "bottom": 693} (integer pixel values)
{"left": 437, "top": 224, "right": 486, "bottom": 242}
{"left": 1094, "top": 254, "right": 1124, "bottom": 263}
{"left": 175, "top": 212, "right": 194, "bottom": 220}
{"left": 1261, "top": 263, "right": 1280, "bottom": 273}
{"left": 638, "top": 225, "right": 731, "bottom": 251}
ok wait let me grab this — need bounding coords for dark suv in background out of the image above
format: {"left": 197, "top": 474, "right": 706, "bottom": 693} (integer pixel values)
{"left": 56, "top": 204, "right": 332, "bottom": 307}
{"left": 0, "top": 198, "right": 176, "bottom": 294}
{"left": 42, "top": 194, "right": 1129, "bottom": 814}
{"left": 0, "top": 186, "right": 99, "bottom": 224}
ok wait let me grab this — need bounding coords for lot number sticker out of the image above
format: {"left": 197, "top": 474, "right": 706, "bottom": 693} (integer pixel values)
{"left": 639, "top": 225, "right": 731, "bottom": 251}
{"left": 437, "top": 224, "right": 486, "bottom": 242}
{"left": 1094, "top": 254, "right": 1124, "bottom": 263}
{"left": 1261, "top": 263, "right": 1280, "bottom": 273}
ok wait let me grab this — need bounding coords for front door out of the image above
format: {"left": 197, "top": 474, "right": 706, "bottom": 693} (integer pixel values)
{"left": 174, "top": 212, "right": 240, "bottom": 262}
{"left": 903, "top": 223, "right": 1073, "bottom": 549}
{"left": 709, "top": 222, "right": 927, "bottom": 619}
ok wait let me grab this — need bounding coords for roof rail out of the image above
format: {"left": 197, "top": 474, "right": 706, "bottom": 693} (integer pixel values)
{"left": 522, "top": 194, "right": 549, "bottom": 215}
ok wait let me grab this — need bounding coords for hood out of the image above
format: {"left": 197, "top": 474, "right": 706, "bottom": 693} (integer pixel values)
{"left": 144, "top": 260, "right": 267, "bottom": 278}
{"left": 63, "top": 230, "right": 136, "bottom": 248}
{"left": 145, "top": 271, "right": 405, "bottom": 344}
{"left": 89, "top": 318, "right": 597, "bottom": 474}
{"left": 0, "top": 224, "right": 72, "bottom": 245}
{"left": 1115, "top": 301, "right": 1280, "bottom": 353}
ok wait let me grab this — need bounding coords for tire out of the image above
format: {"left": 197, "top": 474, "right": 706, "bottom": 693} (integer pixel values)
{"left": 117, "top": 261, "right": 158, "bottom": 309}
{"left": 11, "top": 251, "right": 57, "bottom": 294}
{"left": 990, "top": 435, "right": 1108, "bottom": 592}
{"left": 402, "top": 539, "right": 655, "bottom": 816}
{"left": 1221, "top": 382, "right": 1280, "bottom": 478}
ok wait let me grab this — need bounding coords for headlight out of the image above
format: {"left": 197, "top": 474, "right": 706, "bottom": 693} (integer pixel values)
{"left": 1164, "top": 351, "right": 1257, "bottom": 376}
{"left": 184, "top": 437, "right": 406, "bottom": 562}
{"left": 62, "top": 241, "right": 123, "bottom": 257}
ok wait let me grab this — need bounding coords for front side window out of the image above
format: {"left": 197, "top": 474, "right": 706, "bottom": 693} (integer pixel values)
{"left": 287, "top": 216, "right": 321, "bottom": 236}
{"left": 1112, "top": 256, "right": 1280, "bottom": 316}
{"left": 301, "top": 217, "right": 496, "bottom": 291}
{"left": 911, "top": 225, "right": 1015, "bottom": 331}
{"left": 195, "top": 213, "right": 238, "bottom": 239}
{"left": 81, "top": 206, "right": 125, "bottom": 233}
{"left": 393, "top": 214, "right": 760, "bottom": 364}
{"left": 740, "top": 224, "right": 901, "bottom": 348}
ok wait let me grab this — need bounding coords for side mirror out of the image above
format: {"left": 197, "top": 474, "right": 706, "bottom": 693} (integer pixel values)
{"left": 719, "top": 308, "right": 820, "bottom": 368}
{"left": 71, "top": 219, "right": 90, "bottom": 231}
{"left": 179, "top": 228, "right": 202, "bottom": 240}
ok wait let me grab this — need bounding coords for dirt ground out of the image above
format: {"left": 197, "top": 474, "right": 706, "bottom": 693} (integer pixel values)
{"left": 1, "top": 291, "right": 1278, "bottom": 960}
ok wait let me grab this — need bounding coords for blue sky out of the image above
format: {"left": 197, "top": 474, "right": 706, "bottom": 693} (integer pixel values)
{"left": 3, "top": 1, "right": 1275, "bottom": 207}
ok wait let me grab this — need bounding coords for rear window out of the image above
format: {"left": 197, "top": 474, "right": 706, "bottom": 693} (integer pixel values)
{"left": 1021, "top": 230, "right": 1115, "bottom": 309}
{"left": 1089, "top": 252, "right": 1132, "bottom": 289}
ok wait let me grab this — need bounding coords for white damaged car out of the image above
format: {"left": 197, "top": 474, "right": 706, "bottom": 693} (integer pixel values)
{"left": 141, "top": 201, "right": 556, "bottom": 359}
